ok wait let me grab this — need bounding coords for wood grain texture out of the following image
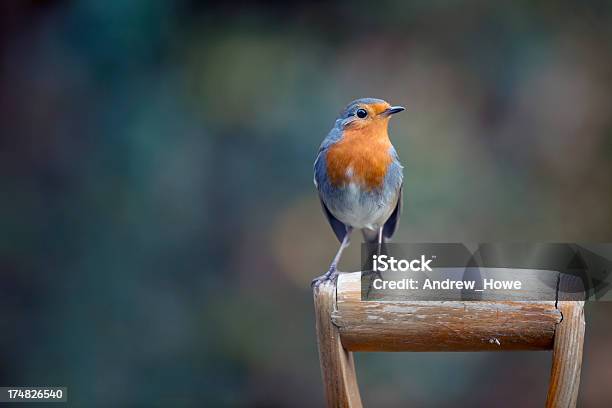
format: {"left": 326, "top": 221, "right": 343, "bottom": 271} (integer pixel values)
{"left": 313, "top": 280, "right": 363, "bottom": 408}
{"left": 334, "top": 272, "right": 562, "bottom": 351}
{"left": 546, "top": 301, "right": 585, "bottom": 408}
{"left": 313, "top": 272, "right": 585, "bottom": 407}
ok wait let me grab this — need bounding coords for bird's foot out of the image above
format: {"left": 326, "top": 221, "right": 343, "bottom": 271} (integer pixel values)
{"left": 311, "top": 266, "right": 339, "bottom": 288}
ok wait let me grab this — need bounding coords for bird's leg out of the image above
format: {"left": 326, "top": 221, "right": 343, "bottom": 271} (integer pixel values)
{"left": 366, "top": 227, "right": 385, "bottom": 297}
{"left": 329, "top": 230, "right": 352, "bottom": 274}
{"left": 312, "top": 227, "right": 352, "bottom": 287}
{"left": 364, "top": 227, "right": 384, "bottom": 277}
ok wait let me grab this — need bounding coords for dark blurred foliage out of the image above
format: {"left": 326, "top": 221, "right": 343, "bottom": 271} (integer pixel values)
{"left": 1, "top": 1, "right": 612, "bottom": 406}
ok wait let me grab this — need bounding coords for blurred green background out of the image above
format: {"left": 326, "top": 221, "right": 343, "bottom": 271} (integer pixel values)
{"left": 1, "top": 1, "right": 612, "bottom": 406}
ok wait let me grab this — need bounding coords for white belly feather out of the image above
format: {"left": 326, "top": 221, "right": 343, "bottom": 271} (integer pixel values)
{"left": 328, "top": 166, "right": 396, "bottom": 230}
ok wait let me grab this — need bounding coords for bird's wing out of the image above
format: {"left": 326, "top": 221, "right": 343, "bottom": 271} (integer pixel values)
{"left": 314, "top": 143, "right": 347, "bottom": 243}
{"left": 382, "top": 183, "right": 403, "bottom": 240}
{"left": 318, "top": 196, "right": 348, "bottom": 243}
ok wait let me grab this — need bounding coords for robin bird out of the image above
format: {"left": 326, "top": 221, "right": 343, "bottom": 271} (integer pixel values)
{"left": 313, "top": 98, "right": 405, "bottom": 286}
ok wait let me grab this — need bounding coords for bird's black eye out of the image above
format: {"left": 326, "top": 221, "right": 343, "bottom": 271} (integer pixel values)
{"left": 356, "top": 108, "right": 368, "bottom": 118}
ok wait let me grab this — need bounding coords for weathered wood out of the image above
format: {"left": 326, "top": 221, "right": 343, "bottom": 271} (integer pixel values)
{"left": 546, "top": 301, "right": 585, "bottom": 408}
{"left": 334, "top": 272, "right": 562, "bottom": 351}
{"left": 313, "top": 272, "right": 586, "bottom": 407}
{"left": 313, "top": 280, "right": 363, "bottom": 408}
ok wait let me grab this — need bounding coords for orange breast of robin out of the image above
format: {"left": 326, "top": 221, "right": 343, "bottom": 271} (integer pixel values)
{"left": 326, "top": 123, "right": 393, "bottom": 191}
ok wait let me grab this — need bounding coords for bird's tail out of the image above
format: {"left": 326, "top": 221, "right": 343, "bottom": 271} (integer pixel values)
{"left": 362, "top": 228, "right": 386, "bottom": 271}
{"left": 362, "top": 228, "right": 385, "bottom": 244}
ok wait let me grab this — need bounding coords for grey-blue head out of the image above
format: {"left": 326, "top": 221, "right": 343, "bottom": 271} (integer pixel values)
{"left": 336, "top": 98, "right": 405, "bottom": 129}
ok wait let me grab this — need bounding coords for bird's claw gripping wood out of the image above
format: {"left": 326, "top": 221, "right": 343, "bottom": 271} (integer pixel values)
{"left": 311, "top": 267, "right": 339, "bottom": 289}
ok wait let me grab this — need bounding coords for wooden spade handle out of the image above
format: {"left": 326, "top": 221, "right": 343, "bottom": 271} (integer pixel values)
{"left": 313, "top": 272, "right": 585, "bottom": 407}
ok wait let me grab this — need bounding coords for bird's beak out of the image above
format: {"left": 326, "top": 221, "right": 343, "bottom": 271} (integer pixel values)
{"left": 381, "top": 106, "right": 405, "bottom": 116}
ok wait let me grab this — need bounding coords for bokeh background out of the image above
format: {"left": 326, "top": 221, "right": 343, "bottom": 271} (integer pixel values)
{"left": 1, "top": 1, "right": 612, "bottom": 406}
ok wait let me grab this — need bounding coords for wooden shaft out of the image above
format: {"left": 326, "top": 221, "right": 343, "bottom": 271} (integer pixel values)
{"left": 545, "top": 301, "right": 585, "bottom": 408}
{"left": 334, "top": 272, "right": 562, "bottom": 351}
{"left": 313, "top": 280, "right": 363, "bottom": 408}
